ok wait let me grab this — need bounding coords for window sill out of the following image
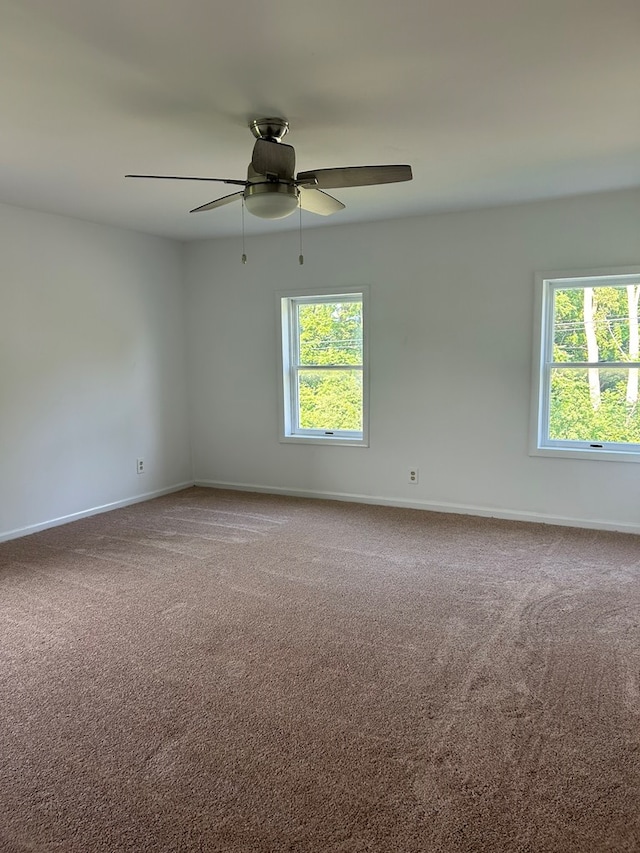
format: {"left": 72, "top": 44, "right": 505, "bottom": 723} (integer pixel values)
{"left": 280, "top": 435, "right": 369, "bottom": 447}
{"left": 530, "top": 445, "right": 640, "bottom": 463}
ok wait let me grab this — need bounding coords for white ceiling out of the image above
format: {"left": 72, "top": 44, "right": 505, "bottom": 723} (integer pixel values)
{"left": 1, "top": 0, "right": 639, "bottom": 240}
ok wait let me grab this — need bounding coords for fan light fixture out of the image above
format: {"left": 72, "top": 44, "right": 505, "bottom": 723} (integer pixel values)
{"left": 126, "top": 117, "right": 413, "bottom": 222}
{"left": 243, "top": 182, "right": 299, "bottom": 219}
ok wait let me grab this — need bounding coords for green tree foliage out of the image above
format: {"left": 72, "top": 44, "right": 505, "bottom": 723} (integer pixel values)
{"left": 297, "top": 301, "right": 363, "bottom": 431}
{"left": 298, "top": 370, "right": 363, "bottom": 430}
{"left": 550, "top": 286, "right": 640, "bottom": 443}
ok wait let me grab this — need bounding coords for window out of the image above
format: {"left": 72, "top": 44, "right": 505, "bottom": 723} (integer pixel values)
{"left": 278, "top": 288, "right": 368, "bottom": 445}
{"left": 531, "top": 267, "right": 640, "bottom": 461}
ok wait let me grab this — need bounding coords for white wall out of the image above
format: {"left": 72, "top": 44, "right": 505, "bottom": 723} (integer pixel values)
{"left": 2, "top": 189, "right": 638, "bottom": 541}
{"left": 0, "top": 203, "right": 192, "bottom": 540}
{"left": 185, "top": 188, "right": 640, "bottom": 533}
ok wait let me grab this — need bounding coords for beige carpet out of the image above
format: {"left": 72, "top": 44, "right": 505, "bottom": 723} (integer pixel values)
{"left": 0, "top": 487, "right": 638, "bottom": 852}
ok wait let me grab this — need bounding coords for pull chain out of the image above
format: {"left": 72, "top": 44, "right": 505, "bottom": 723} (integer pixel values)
{"left": 298, "top": 198, "right": 304, "bottom": 265}
{"left": 241, "top": 198, "right": 247, "bottom": 264}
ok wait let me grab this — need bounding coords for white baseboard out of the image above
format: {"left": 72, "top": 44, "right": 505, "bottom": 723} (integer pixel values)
{"left": 4, "top": 479, "right": 638, "bottom": 542}
{"left": 0, "top": 481, "right": 195, "bottom": 543}
{"left": 194, "top": 479, "right": 640, "bottom": 536}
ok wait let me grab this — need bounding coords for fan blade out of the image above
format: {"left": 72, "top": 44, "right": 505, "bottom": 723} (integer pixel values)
{"left": 296, "top": 165, "right": 412, "bottom": 189}
{"left": 126, "top": 174, "right": 247, "bottom": 186}
{"left": 299, "top": 187, "right": 345, "bottom": 216}
{"left": 251, "top": 139, "right": 295, "bottom": 180}
{"left": 190, "top": 191, "right": 244, "bottom": 213}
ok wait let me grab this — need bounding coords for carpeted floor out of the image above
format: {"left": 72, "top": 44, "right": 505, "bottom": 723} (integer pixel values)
{"left": 0, "top": 487, "right": 638, "bottom": 852}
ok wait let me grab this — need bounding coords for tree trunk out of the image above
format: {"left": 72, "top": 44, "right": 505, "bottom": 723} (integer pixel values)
{"left": 626, "top": 284, "right": 640, "bottom": 406}
{"left": 583, "top": 287, "right": 600, "bottom": 410}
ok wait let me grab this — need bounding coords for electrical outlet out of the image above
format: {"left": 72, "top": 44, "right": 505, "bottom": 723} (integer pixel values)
{"left": 137, "top": 458, "right": 145, "bottom": 475}
{"left": 408, "top": 467, "right": 419, "bottom": 484}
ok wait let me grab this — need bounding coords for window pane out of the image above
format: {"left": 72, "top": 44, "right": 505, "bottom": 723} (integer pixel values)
{"left": 553, "top": 285, "right": 640, "bottom": 363}
{"left": 297, "top": 301, "right": 362, "bottom": 366}
{"left": 298, "top": 369, "right": 363, "bottom": 431}
{"left": 549, "top": 367, "right": 640, "bottom": 443}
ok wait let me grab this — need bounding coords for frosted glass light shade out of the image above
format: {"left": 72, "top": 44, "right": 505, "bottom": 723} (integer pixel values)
{"left": 244, "top": 183, "right": 299, "bottom": 219}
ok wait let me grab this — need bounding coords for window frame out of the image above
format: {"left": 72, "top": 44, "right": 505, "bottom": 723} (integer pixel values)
{"left": 277, "top": 286, "right": 369, "bottom": 446}
{"left": 530, "top": 266, "right": 640, "bottom": 462}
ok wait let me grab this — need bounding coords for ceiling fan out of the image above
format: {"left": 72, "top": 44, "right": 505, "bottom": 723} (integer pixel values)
{"left": 126, "top": 117, "right": 413, "bottom": 220}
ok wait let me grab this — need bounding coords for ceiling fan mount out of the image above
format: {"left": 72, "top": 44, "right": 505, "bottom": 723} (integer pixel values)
{"left": 126, "top": 117, "right": 412, "bottom": 220}
{"left": 249, "top": 117, "right": 290, "bottom": 143}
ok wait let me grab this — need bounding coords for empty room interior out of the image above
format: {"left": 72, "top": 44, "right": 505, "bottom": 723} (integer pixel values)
{"left": 1, "top": 1, "right": 639, "bottom": 851}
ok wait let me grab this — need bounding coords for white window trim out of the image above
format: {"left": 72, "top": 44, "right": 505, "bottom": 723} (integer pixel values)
{"left": 530, "top": 265, "right": 640, "bottom": 462}
{"left": 277, "top": 286, "right": 369, "bottom": 446}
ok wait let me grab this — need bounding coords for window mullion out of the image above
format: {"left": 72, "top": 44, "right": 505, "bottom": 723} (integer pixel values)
{"left": 297, "top": 364, "right": 363, "bottom": 371}
{"left": 550, "top": 361, "right": 640, "bottom": 369}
